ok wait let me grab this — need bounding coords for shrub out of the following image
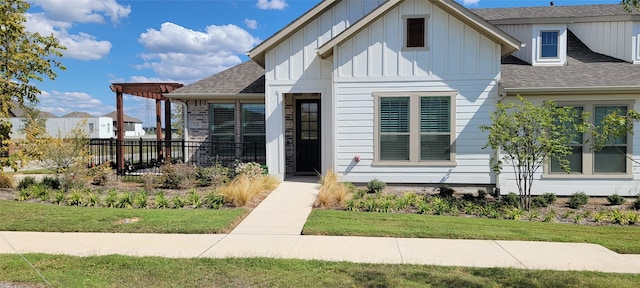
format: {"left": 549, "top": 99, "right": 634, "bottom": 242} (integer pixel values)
{"left": 17, "top": 189, "right": 31, "bottom": 201}
{"left": 140, "top": 173, "right": 157, "bottom": 192}
{"left": 611, "top": 209, "right": 627, "bottom": 225}
{"left": 117, "top": 191, "right": 134, "bottom": 208}
{"left": 315, "top": 169, "right": 350, "bottom": 208}
{"left": 159, "top": 163, "right": 197, "bottom": 189}
{"left": 219, "top": 174, "right": 279, "bottom": 207}
{"left": 634, "top": 196, "right": 640, "bottom": 210}
{"left": 501, "top": 192, "right": 520, "bottom": 207}
{"left": 568, "top": 192, "right": 589, "bottom": 209}
{"left": 171, "top": 195, "right": 185, "bottom": 208}
{"left": 606, "top": 194, "right": 626, "bottom": 205}
{"left": 438, "top": 185, "right": 454, "bottom": 198}
{"left": 477, "top": 188, "right": 487, "bottom": 201}
{"left": 542, "top": 193, "right": 557, "bottom": 204}
{"left": 0, "top": 173, "right": 14, "bottom": 188}
{"left": 84, "top": 192, "right": 100, "bottom": 207}
{"left": 29, "top": 184, "right": 50, "bottom": 201}
{"left": 133, "top": 191, "right": 148, "bottom": 209}
{"left": 89, "top": 163, "right": 115, "bottom": 186}
{"left": 66, "top": 190, "right": 83, "bottom": 206}
{"left": 461, "top": 193, "right": 475, "bottom": 202}
{"left": 41, "top": 176, "right": 61, "bottom": 190}
{"left": 203, "top": 191, "right": 225, "bottom": 209}
{"left": 232, "top": 161, "right": 264, "bottom": 178}
{"left": 17, "top": 176, "right": 37, "bottom": 190}
{"left": 104, "top": 189, "right": 118, "bottom": 208}
{"left": 196, "top": 165, "right": 230, "bottom": 187}
{"left": 53, "top": 190, "right": 65, "bottom": 205}
{"left": 531, "top": 195, "right": 548, "bottom": 208}
{"left": 627, "top": 211, "right": 639, "bottom": 224}
{"left": 154, "top": 192, "right": 169, "bottom": 209}
{"left": 366, "top": 179, "right": 386, "bottom": 194}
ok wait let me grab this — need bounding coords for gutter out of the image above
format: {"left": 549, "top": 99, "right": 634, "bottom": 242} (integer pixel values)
{"left": 503, "top": 86, "right": 640, "bottom": 96}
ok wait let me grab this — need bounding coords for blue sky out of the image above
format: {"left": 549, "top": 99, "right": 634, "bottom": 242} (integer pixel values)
{"left": 24, "top": 0, "right": 621, "bottom": 125}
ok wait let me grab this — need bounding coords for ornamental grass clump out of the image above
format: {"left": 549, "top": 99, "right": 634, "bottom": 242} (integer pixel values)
{"left": 314, "top": 169, "right": 350, "bottom": 208}
{"left": 219, "top": 174, "right": 279, "bottom": 207}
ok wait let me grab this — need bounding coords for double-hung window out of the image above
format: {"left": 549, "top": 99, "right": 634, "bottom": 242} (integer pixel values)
{"left": 549, "top": 103, "right": 631, "bottom": 176}
{"left": 209, "top": 103, "right": 235, "bottom": 142}
{"left": 375, "top": 92, "right": 455, "bottom": 164}
{"left": 540, "top": 31, "right": 559, "bottom": 58}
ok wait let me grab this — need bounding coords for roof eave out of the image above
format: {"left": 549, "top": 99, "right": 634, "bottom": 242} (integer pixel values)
{"left": 504, "top": 86, "right": 640, "bottom": 96}
{"left": 488, "top": 14, "right": 640, "bottom": 25}
{"left": 248, "top": 0, "right": 341, "bottom": 67}
{"left": 166, "top": 93, "right": 265, "bottom": 100}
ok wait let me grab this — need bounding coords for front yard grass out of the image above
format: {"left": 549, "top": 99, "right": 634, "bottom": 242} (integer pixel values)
{"left": 0, "top": 200, "right": 246, "bottom": 233}
{"left": 303, "top": 210, "right": 640, "bottom": 254}
{"left": 0, "top": 254, "right": 638, "bottom": 288}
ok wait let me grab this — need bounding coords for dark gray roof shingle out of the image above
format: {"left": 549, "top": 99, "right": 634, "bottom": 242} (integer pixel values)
{"left": 63, "top": 112, "right": 93, "bottom": 118}
{"left": 169, "top": 60, "right": 264, "bottom": 96}
{"left": 103, "top": 111, "right": 142, "bottom": 123}
{"left": 501, "top": 30, "right": 640, "bottom": 89}
{"left": 472, "top": 4, "right": 639, "bottom": 21}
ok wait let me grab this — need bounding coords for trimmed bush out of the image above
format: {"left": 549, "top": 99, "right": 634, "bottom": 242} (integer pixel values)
{"left": 196, "top": 165, "right": 230, "bottom": 187}
{"left": 366, "top": 179, "right": 386, "bottom": 194}
{"left": 606, "top": 194, "right": 626, "bottom": 205}
{"left": 634, "top": 196, "right": 640, "bottom": 210}
{"left": 203, "top": 191, "right": 225, "bottom": 209}
{"left": 531, "top": 195, "right": 548, "bottom": 208}
{"left": 41, "top": 176, "right": 61, "bottom": 190}
{"left": 542, "top": 193, "right": 557, "bottom": 204}
{"left": 154, "top": 192, "right": 169, "bottom": 209}
{"left": 0, "top": 173, "right": 14, "bottom": 188}
{"left": 477, "top": 188, "right": 487, "bottom": 201}
{"left": 438, "top": 185, "right": 454, "bottom": 198}
{"left": 501, "top": 192, "right": 520, "bottom": 207}
{"left": 232, "top": 161, "right": 264, "bottom": 178}
{"left": 17, "top": 176, "right": 37, "bottom": 190}
{"left": 568, "top": 192, "right": 589, "bottom": 209}
{"left": 159, "top": 163, "right": 197, "bottom": 189}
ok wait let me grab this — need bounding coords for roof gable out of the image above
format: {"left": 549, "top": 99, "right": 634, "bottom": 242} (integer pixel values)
{"left": 473, "top": 4, "right": 640, "bottom": 24}
{"left": 248, "top": 0, "right": 341, "bottom": 67}
{"left": 318, "top": 0, "right": 521, "bottom": 58}
{"left": 103, "top": 111, "right": 142, "bottom": 123}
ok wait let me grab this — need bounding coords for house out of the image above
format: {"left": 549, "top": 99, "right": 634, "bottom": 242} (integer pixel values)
{"left": 7, "top": 107, "right": 112, "bottom": 139}
{"left": 103, "top": 111, "right": 146, "bottom": 137}
{"left": 168, "top": 0, "right": 640, "bottom": 196}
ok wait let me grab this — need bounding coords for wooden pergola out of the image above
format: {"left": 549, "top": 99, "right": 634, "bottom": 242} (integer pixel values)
{"left": 109, "top": 83, "right": 183, "bottom": 173}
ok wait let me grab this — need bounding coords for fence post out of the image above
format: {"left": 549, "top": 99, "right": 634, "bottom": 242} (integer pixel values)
{"left": 138, "top": 137, "right": 143, "bottom": 168}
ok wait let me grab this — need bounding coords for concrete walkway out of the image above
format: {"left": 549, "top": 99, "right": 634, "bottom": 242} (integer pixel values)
{"left": 1, "top": 178, "right": 640, "bottom": 274}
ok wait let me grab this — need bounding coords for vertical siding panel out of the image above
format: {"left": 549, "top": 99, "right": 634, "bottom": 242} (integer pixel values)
{"left": 265, "top": 50, "right": 275, "bottom": 80}
{"left": 431, "top": 7, "right": 447, "bottom": 75}
{"left": 369, "top": 18, "right": 384, "bottom": 77}
{"left": 364, "top": 0, "right": 378, "bottom": 14}
{"left": 463, "top": 26, "right": 479, "bottom": 75}
{"left": 318, "top": 11, "right": 333, "bottom": 46}
{"left": 290, "top": 31, "right": 304, "bottom": 80}
{"left": 275, "top": 39, "right": 290, "bottom": 80}
{"left": 339, "top": 38, "right": 354, "bottom": 77}
{"left": 333, "top": 0, "right": 347, "bottom": 36}
{"left": 478, "top": 35, "right": 495, "bottom": 75}
{"left": 448, "top": 16, "right": 463, "bottom": 75}
{"left": 399, "top": 0, "right": 414, "bottom": 76}
{"left": 354, "top": 28, "right": 369, "bottom": 76}
{"left": 347, "top": 0, "right": 363, "bottom": 26}
{"left": 384, "top": 10, "right": 399, "bottom": 76}
{"left": 305, "top": 19, "right": 321, "bottom": 79}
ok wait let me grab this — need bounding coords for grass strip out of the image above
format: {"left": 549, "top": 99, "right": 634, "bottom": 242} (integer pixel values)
{"left": 0, "top": 200, "right": 246, "bottom": 234}
{"left": 0, "top": 254, "right": 638, "bottom": 288}
{"left": 303, "top": 210, "right": 640, "bottom": 254}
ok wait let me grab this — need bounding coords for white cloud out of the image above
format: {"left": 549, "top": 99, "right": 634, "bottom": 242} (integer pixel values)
{"left": 256, "top": 0, "right": 288, "bottom": 10}
{"left": 244, "top": 18, "right": 258, "bottom": 29}
{"left": 460, "top": 0, "right": 480, "bottom": 6}
{"left": 38, "top": 90, "right": 114, "bottom": 117}
{"left": 29, "top": 0, "right": 131, "bottom": 24}
{"left": 137, "top": 22, "right": 260, "bottom": 82}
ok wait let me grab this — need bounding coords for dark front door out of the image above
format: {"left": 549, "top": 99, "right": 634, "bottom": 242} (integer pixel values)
{"left": 296, "top": 99, "right": 320, "bottom": 173}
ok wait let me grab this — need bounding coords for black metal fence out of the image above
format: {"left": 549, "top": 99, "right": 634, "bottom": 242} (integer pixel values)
{"left": 88, "top": 138, "right": 266, "bottom": 174}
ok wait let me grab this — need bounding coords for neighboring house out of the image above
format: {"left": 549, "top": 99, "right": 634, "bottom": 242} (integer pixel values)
{"left": 103, "top": 111, "right": 146, "bottom": 137}
{"left": 8, "top": 108, "right": 112, "bottom": 139}
{"left": 169, "top": 0, "right": 640, "bottom": 196}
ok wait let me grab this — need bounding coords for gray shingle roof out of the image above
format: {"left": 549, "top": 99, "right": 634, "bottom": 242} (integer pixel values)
{"left": 472, "top": 4, "right": 639, "bottom": 21}
{"left": 169, "top": 60, "right": 264, "bottom": 97}
{"left": 501, "top": 30, "right": 640, "bottom": 90}
{"left": 103, "top": 111, "right": 142, "bottom": 123}
{"left": 63, "top": 112, "right": 93, "bottom": 118}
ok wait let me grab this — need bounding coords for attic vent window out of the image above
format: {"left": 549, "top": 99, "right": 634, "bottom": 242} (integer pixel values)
{"left": 404, "top": 15, "right": 429, "bottom": 50}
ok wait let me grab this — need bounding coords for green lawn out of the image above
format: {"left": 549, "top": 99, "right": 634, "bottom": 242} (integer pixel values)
{"left": 0, "top": 200, "right": 246, "bottom": 234}
{"left": 303, "top": 210, "right": 640, "bottom": 254}
{"left": 0, "top": 254, "right": 638, "bottom": 288}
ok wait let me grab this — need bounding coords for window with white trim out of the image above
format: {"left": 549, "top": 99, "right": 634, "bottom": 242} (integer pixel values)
{"left": 375, "top": 92, "right": 455, "bottom": 164}
{"left": 549, "top": 103, "right": 631, "bottom": 176}
{"left": 540, "top": 31, "right": 559, "bottom": 58}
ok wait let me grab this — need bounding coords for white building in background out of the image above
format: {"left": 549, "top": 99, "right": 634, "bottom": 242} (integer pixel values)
{"left": 9, "top": 116, "right": 113, "bottom": 139}
{"left": 102, "top": 111, "right": 146, "bottom": 137}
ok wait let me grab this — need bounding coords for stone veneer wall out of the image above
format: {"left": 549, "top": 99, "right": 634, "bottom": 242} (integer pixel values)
{"left": 285, "top": 94, "right": 295, "bottom": 174}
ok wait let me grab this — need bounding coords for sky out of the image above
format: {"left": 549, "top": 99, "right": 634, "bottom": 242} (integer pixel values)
{"left": 22, "top": 0, "right": 622, "bottom": 126}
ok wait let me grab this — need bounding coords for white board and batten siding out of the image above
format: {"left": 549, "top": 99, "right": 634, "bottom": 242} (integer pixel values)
{"left": 499, "top": 95, "right": 640, "bottom": 197}
{"left": 569, "top": 22, "right": 638, "bottom": 64}
{"left": 263, "top": 0, "right": 385, "bottom": 180}
{"left": 332, "top": 0, "right": 501, "bottom": 184}
{"left": 496, "top": 24, "right": 533, "bottom": 64}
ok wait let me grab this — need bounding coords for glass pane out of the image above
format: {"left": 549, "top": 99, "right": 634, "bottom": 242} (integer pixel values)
{"left": 309, "top": 122, "right": 318, "bottom": 131}
{"left": 301, "top": 131, "right": 309, "bottom": 140}
{"left": 595, "top": 106, "right": 627, "bottom": 144}
{"left": 301, "top": 122, "right": 309, "bottom": 131}
{"left": 309, "top": 112, "right": 318, "bottom": 122}
{"left": 211, "top": 135, "right": 234, "bottom": 142}
{"left": 380, "top": 97, "right": 409, "bottom": 133}
{"left": 380, "top": 134, "right": 409, "bottom": 161}
{"left": 310, "top": 131, "right": 318, "bottom": 140}
{"left": 594, "top": 146, "right": 626, "bottom": 173}
{"left": 210, "top": 104, "right": 235, "bottom": 135}
{"left": 242, "top": 104, "right": 265, "bottom": 135}
{"left": 420, "top": 134, "right": 450, "bottom": 161}
{"left": 550, "top": 147, "right": 582, "bottom": 173}
{"left": 541, "top": 31, "right": 558, "bottom": 58}
{"left": 421, "top": 97, "right": 450, "bottom": 133}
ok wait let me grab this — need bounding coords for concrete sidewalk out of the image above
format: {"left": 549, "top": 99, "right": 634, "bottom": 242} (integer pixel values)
{"left": 1, "top": 178, "right": 640, "bottom": 274}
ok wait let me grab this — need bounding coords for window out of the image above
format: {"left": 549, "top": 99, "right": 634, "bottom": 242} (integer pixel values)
{"left": 375, "top": 92, "right": 454, "bottom": 164}
{"left": 549, "top": 103, "right": 631, "bottom": 176}
{"left": 242, "top": 104, "right": 266, "bottom": 144}
{"left": 209, "top": 103, "right": 235, "bottom": 142}
{"left": 88, "top": 123, "right": 94, "bottom": 133}
{"left": 540, "top": 31, "right": 559, "bottom": 58}
{"left": 404, "top": 15, "right": 429, "bottom": 50}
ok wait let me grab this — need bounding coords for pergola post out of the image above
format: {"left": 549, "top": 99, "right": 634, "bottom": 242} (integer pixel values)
{"left": 155, "top": 99, "right": 163, "bottom": 162}
{"left": 164, "top": 100, "right": 172, "bottom": 163}
{"left": 116, "top": 92, "right": 125, "bottom": 174}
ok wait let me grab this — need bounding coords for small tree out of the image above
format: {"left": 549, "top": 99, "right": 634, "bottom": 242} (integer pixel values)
{"left": 480, "top": 97, "right": 587, "bottom": 210}
{"left": 40, "top": 120, "right": 91, "bottom": 190}
{"left": 17, "top": 102, "right": 48, "bottom": 161}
